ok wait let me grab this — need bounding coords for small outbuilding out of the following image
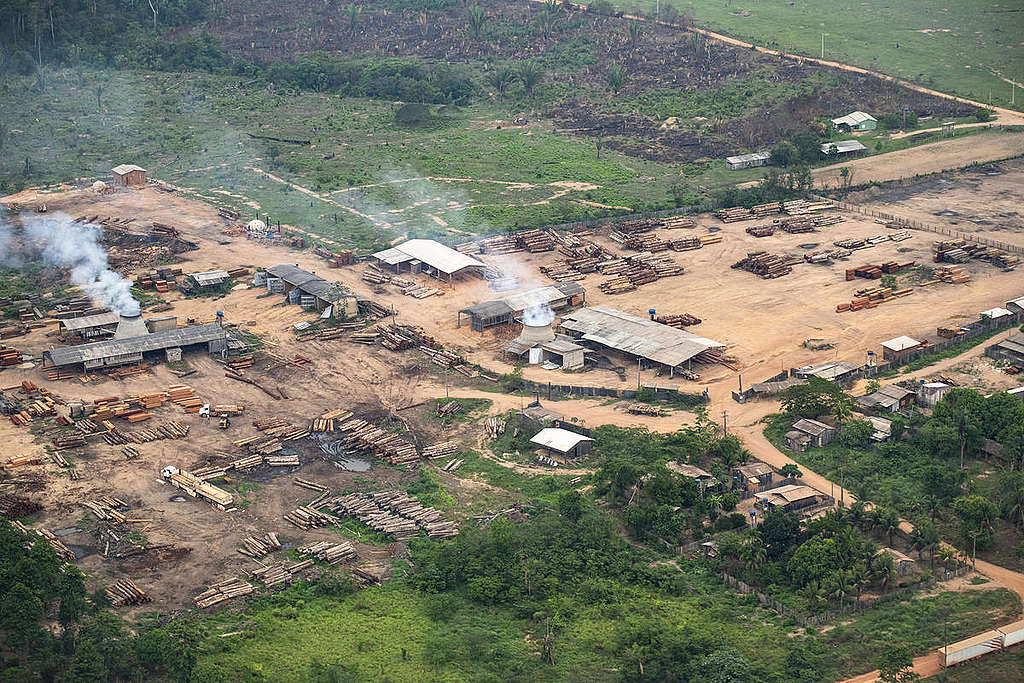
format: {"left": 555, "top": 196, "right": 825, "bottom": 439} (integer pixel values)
{"left": 785, "top": 430, "right": 812, "bottom": 452}
{"left": 917, "top": 382, "right": 951, "bottom": 408}
{"left": 821, "top": 140, "right": 867, "bottom": 157}
{"left": 265, "top": 264, "right": 358, "bottom": 319}
{"left": 111, "top": 164, "right": 147, "bottom": 186}
{"left": 529, "top": 427, "right": 594, "bottom": 461}
{"left": 1005, "top": 295, "right": 1024, "bottom": 315}
{"left": 876, "top": 547, "right": 916, "bottom": 576}
{"left": 726, "top": 151, "right": 771, "bottom": 170}
{"left": 856, "top": 384, "right": 916, "bottom": 413}
{"left": 187, "top": 269, "right": 230, "bottom": 290}
{"left": 790, "top": 418, "right": 836, "bottom": 447}
{"left": 755, "top": 484, "right": 824, "bottom": 512}
{"left": 865, "top": 416, "right": 894, "bottom": 442}
{"left": 793, "top": 360, "right": 860, "bottom": 383}
{"left": 881, "top": 335, "right": 924, "bottom": 361}
{"left": 57, "top": 311, "right": 121, "bottom": 341}
{"left": 831, "top": 111, "right": 877, "bottom": 131}
{"left": 733, "top": 462, "right": 774, "bottom": 489}
{"left": 986, "top": 333, "right": 1024, "bottom": 365}
{"left": 667, "top": 461, "right": 714, "bottom": 485}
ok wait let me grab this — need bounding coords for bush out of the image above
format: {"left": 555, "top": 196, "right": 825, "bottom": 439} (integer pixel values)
{"left": 975, "top": 108, "right": 992, "bottom": 122}
{"left": 770, "top": 141, "right": 799, "bottom": 167}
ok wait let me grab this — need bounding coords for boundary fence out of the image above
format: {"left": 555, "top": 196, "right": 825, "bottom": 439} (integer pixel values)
{"left": 519, "top": 380, "right": 708, "bottom": 405}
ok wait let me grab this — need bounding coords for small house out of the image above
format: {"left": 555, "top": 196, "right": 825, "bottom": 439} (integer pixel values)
{"left": 917, "top": 382, "right": 951, "bottom": 408}
{"left": 785, "top": 430, "right": 812, "bottom": 452}
{"left": 881, "top": 335, "right": 924, "bottom": 362}
{"left": 111, "top": 164, "right": 147, "bottom": 186}
{"left": 831, "top": 111, "right": 877, "bottom": 132}
{"left": 529, "top": 427, "right": 594, "bottom": 461}
{"left": 979, "top": 307, "right": 1014, "bottom": 323}
{"left": 865, "top": 416, "right": 894, "bottom": 442}
{"left": 535, "top": 339, "right": 586, "bottom": 371}
{"left": 792, "top": 360, "right": 860, "bottom": 383}
{"left": 876, "top": 547, "right": 916, "bottom": 576}
{"left": 856, "top": 384, "right": 916, "bottom": 413}
{"left": 754, "top": 484, "right": 824, "bottom": 512}
{"left": 667, "top": 461, "right": 714, "bottom": 485}
{"left": 733, "top": 462, "right": 774, "bottom": 489}
{"left": 986, "top": 333, "right": 1024, "bottom": 365}
{"left": 791, "top": 418, "right": 836, "bottom": 447}
{"left": 821, "top": 140, "right": 867, "bottom": 157}
{"left": 725, "top": 151, "right": 771, "bottom": 170}
{"left": 187, "top": 269, "right": 230, "bottom": 290}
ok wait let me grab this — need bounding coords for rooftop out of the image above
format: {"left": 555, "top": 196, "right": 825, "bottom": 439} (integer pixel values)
{"left": 991, "top": 333, "right": 1024, "bottom": 356}
{"left": 372, "top": 239, "right": 485, "bottom": 275}
{"left": 821, "top": 140, "right": 867, "bottom": 154}
{"left": 881, "top": 335, "right": 922, "bottom": 352}
{"left": 44, "top": 323, "right": 226, "bottom": 367}
{"left": 58, "top": 311, "right": 120, "bottom": 331}
{"left": 726, "top": 151, "right": 771, "bottom": 164}
{"left": 666, "top": 461, "right": 712, "bottom": 479}
{"left": 190, "top": 269, "right": 230, "bottom": 285}
{"left": 791, "top": 418, "right": 833, "bottom": 436}
{"left": 794, "top": 360, "right": 860, "bottom": 380}
{"left": 559, "top": 306, "right": 724, "bottom": 368}
{"left": 460, "top": 282, "right": 584, "bottom": 320}
{"left": 755, "top": 484, "right": 822, "bottom": 506}
{"left": 735, "top": 462, "right": 773, "bottom": 477}
{"left": 832, "top": 111, "right": 877, "bottom": 126}
{"left": 111, "top": 164, "right": 147, "bottom": 174}
{"left": 980, "top": 307, "right": 1013, "bottom": 319}
{"left": 530, "top": 427, "right": 594, "bottom": 453}
{"left": 266, "top": 265, "right": 353, "bottom": 301}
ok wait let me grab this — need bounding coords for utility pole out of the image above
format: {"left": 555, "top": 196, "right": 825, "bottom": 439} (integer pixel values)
{"left": 821, "top": 33, "right": 824, "bottom": 59}
{"left": 721, "top": 410, "right": 728, "bottom": 435}
{"left": 637, "top": 357, "right": 642, "bottom": 390}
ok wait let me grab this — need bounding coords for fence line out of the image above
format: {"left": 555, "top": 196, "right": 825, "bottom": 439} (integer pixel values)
{"left": 519, "top": 379, "right": 708, "bottom": 404}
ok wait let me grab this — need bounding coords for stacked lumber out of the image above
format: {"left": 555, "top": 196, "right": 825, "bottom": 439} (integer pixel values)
{"left": 609, "top": 218, "right": 657, "bottom": 235}
{"left": 423, "top": 441, "right": 459, "bottom": 459}
{"left": 252, "top": 560, "right": 314, "bottom": 587}
{"left": 889, "top": 230, "right": 913, "bottom": 241}
{"left": 715, "top": 207, "right": 753, "bottom": 223}
{"left": 783, "top": 199, "right": 834, "bottom": 215}
{"left": 436, "top": 401, "right": 463, "bottom": 418}
{"left": 166, "top": 385, "right": 202, "bottom": 412}
{"left": 654, "top": 313, "right": 701, "bottom": 328}
{"left": 0, "top": 345, "right": 23, "bottom": 367}
{"left": 936, "top": 265, "right": 970, "bottom": 284}
{"left": 752, "top": 201, "right": 783, "bottom": 217}
{"left": 540, "top": 262, "right": 584, "bottom": 282}
{"left": 166, "top": 469, "right": 233, "bottom": 510}
{"left": 362, "top": 264, "right": 392, "bottom": 285}
{"left": 401, "top": 283, "right": 440, "bottom": 299}
{"left": 266, "top": 454, "right": 300, "bottom": 467}
{"left": 993, "top": 252, "right": 1021, "bottom": 269}
{"left": 358, "top": 298, "right": 391, "bottom": 318}
{"left": 191, "top": 465, "right": 228, "bottom": 480}
{"left": 106, "top": 578, "right": 151, "bottom": 607}
{"left": 514, "top": 229, "right": 555, "bottom": 252}
{"left": 775, "top": 216, "right": 817, "bottom": 234}
{"left": 746, "top": 225, "right": 775, "bottom": 237}
{"left": 628, "top": 403, "right": 661, "bottom": 416}
{"left": 238, "top": 532, "right": 282, "bottom": 559}
{"left": 731, "top": 252, "right": 793, "bottom": 278}
{"left": 420, "top": 345, "right": 463, "bottom": 368}
{"left": 5, "top": 454, "right": 41, "bottom": 468}
{"left": 194, "top": 577, "right": 254, "bottom": 608}
{"left": 668, "top": 236, "right": 704, "bottom": 251}
{"left": 836, "top": 286, "right": 912, "bottom": 313}
{"left": 310, "top": 409, "right": 354, "bottom": 433}
{"left": 440, "top": 457, "right": 464, "bottom": 472}
{"left": 297, "top": 540, "right": 356, "bottom": 565}
{"left": 619, "top": 233, "right": 669, "bottom": 252}
{"left": 599, "top": 276, "right": 637, "bottom": 294}
{"left": 370, "top": 490, "right": 459, "bottom": 539}
{"left": 53, "top": 433, "right": 86, "bottom": 450}
{"left": 335, "top": 417, "right": 419, "bottom": 466}
{"left": 230, "top": 454, "right": 264, "bottom": 470}
{"left": 322, "top": 494, "right": 419, "bottom": 541}
{"left": 283, "top": 505, "right": 339, "bottom": 530}
{"left": 103, "top": 421, "right": 189, "bottom": 446}
{"left": 485, "top": 416, "right": 507, "bottom": 439}
{"left": 226, "top": 355, "right": 254, "bottom": 371}
{"left": 834, "top": 238, "right": 867, "bottom": 249}
{"left": 661, "top": 216, "right": 696, "bottom": 229}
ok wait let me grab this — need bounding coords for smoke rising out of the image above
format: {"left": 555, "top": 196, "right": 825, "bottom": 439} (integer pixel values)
{"left": 4, "top": 212, "right": 141, "bottom": 316}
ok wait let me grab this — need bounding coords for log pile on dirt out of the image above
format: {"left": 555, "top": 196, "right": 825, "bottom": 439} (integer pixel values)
{"left": 627, "top": 403, "right": 662, "bottom": 416}
{"left": 297, "top": 540, "right": 357, "bottom": 565}
{"left": 0, "top": 494, "right": 42, "bottom": 518}
{"left": 422, "top": 441, "right": 459, "bottom": 459}
{"left": 933, "top": 239, "right": 1021, "bottom": 268}
{"left": 102, "top": 421, "right": 190, "bottom": 446}
{"left": 0, "top": 345, "right": 23, "bottom": 367}
{"left": 334, "top": 416, "right": 419, "bottom": 466}
{"left": 11, "top": 521, "right": 76, "bottom": 562}
{"left": 106, "top": 578, "right": 152, "bottom": 607}
{"left": 513, "top": 229, "right": 556, "bottom": 252}
{"left": 195, "top": 577, "right": 254, "bottom": 608}
{"left": 485, "top": 416, "right": 507, "bottom": 439}
{"left": 238, "top": 532, "right": 282, "bottom": 559}
{"left": 731, "top": 252, "right": 795, "bottom": 278}
{"left": 323, "top": 489, "right": 457, "bottom": 540}
{"left": 283, "top": 505, "right": 339, "bottom": 530}
{"left": 654, "top": 313, "right": 701, "bottom": 328}
{"left": 251, "top": 560, "right": 314, "bottom": 587}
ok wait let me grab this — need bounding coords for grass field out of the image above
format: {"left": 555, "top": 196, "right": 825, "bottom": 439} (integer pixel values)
{"left": 606, "top": 0, "right": 1024, "bottom": 112}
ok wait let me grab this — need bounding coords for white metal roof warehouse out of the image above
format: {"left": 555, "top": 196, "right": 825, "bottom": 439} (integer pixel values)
{"left": 558, "top": 306, "right": 725, "bottom": 372}
{"left": 372, "top": 239, "right": 485, "bottom": 281}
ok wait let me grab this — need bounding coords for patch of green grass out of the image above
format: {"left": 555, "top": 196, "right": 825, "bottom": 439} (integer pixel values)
{"left": 432, "top": 397, "right": 492, "bottom": 424}
{"left": 453, "top": 450, "right": 577, "bottom": 504}
{"left": 327, "top": 517, "right": 394, "bottom": 546}
{"left": 405, "top": 469, "right": 457, "bottom": 511}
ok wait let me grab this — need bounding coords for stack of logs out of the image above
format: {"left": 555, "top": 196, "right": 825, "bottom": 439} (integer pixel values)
{"left": 251, "top": 560, "right": 313, "bottom": 587}
{"left": 238, "top": 532, "right": 282, "bottom": 559}
{"left": 654, "top": 313, "right": 701, "bottom": 328}
{"left": 334, "top": 417, "right": 419, "bottom": 466}
{"left": 514, "top": 229, "right": 555, "bottom": 252}
{"left": 936, "top": 265, "right": 971, "bottom": 284}
{"left": 297, "top": 540, "right": 356, "bottom": 565}
{"left": 422, "top": 441, "right": 459, "bottom": 459}
{"left": 436, "top": 401, "right": 463, "bottom": 418}
{"left": 0, "top": 345, "right": 23, "bottom": 367}
{"left": 195, "top": 577, "right": 254, "bottom": 608}
{"left": 106, "top": 578, "right": 151, "bottom": 607}
{"left": 731, "top": 252, "right": 794, "bottom": 278}
{"left": 102, "top": 421, "right": 189, "bottom": 446}
{"left": 323, "top": 489, "right": 458, "bottom": 540}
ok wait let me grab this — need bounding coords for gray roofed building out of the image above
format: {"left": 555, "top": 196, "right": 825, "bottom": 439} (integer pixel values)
{"left": 458, "top": 282, "right": 585, "bottom": 330}
{"left": 43, "top": 323, "right": 227, "bottom": 369}
{"left": 529, "top": 427, "right": 594, "bottom": 459}
{"left": 558, "top": 306, "right": 724, "bottom": 373}
{"left": 266, "top": 264, "right": 322, "bottom": 289}
{"left": 265, "top": 264, "right": 357, "bottom": 318}
{"left": 1005, "top": 295, "right": 1024, "bottom": 314}
{"left": 793, "top": 360, "right": 860, "bottom": 382}
{"left": 856, "top": 384, "right": 916, "bottom": 412}
{"left": 58, "top": 312, "right": 121, "bottom": 339}
{"left": 372, "top": 239, "right": 486, "bottom": 280}
{"left": 726, "top": 151, "right": 771, "bottom": 170}
{"left": 791, "top": 418, "right": 836, "bottom": 447}
{"left": 986, "top": 332, "right": 1024, "bottom": 365}
{"left": 821, "top": 140, "right": 867, "bottom": 155}
{"left": 188, "top": 269, "right": 230, "bottom": 288}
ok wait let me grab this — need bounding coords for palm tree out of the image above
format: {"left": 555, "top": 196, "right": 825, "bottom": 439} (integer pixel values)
{"left": 536, "top": 1, "right": 561, "bottom": 39}
{"left": 872, "top": 553, "right": 896, "bottom": 593}
{"left": 935, "top": 546, "right": 957, "bottom": 572}
{"left": 707, "top": 494, "right": 724, "bottom": 523}
{"left": 847, "top": 501, "right": 868, "bottom": 530}
{"left": 827, "top": 570, "right": 852, "bottom": 610}
{"left": 878, "top": 508, "right": 900, "bottom": 547}
{"left": 466, "top": 6, "right": 488, "bottom": 41}
{"left": 741, "top": 536, "right": 766, "bottom": 571}
{"left": 487, "top": 65, "right": 515, "bottom": 100}
{"left": 606, "top": 63, "right": 626, "bottom": 94}
{"left": 849, "top": 563, "right": 869, "bottom": 602}
{"left": 831, "top": 395, "right": 854, "bottom": 427}
{"left": 516, "top": 60, "right": 543, "bottom": 98}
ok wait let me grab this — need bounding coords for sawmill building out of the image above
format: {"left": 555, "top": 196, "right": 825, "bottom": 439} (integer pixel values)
{"left": 43, "top": 323, "right": 228, "bottom": 371}
{"left": 726, "top": 151, "right": 771, "bottom": 170}
{"left": 372, "top": 239, "right": 486, "bottom": 283}
{"left": 558, "top": 306, "right": 725, "bottom": 376}
{"left": 186, "top": 269, "right": 230, "bottom": 290}
{"left": 57, "top": 312, "right": 121, "bottom": 341}
{"left": 457, "top": 282, "right": 586, "bottom": 331}
{"left": 265, "top": 264, "right": 358, "bottom": 319}
{"left": 821, "top": 140, "right": 867, "bottom": 157}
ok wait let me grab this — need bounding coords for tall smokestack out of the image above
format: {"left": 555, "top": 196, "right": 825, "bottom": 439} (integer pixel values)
{"left": 114, "top": 313, "right": 148, "bottom": 339}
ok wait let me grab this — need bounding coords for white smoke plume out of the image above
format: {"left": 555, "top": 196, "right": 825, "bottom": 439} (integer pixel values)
{"left": 20, "top": 212, "right": 141, "bottom": 316}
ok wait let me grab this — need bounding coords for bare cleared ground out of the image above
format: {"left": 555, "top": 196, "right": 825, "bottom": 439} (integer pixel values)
{"left": 2, "top": 182, "right": 1022, "bottom": 614}
{"left": 849, "top": 157, "right": 1024, "bottom": 249}
{"left": 812, "top": 130, "right": 1024, "bottom": 190}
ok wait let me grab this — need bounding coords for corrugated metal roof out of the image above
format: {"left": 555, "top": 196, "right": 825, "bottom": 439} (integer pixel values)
{"left": 265, "top": 265, "right": 352, "bottom": 301}
{"left": 44, "top": 324, "right": 226, "bottom": 367}
{"left": 725, "top": 151, "right": 771, "bottom": 164}
{"left": 373, "top": 239, "right": 485, "bottom": 275}
{"left": 792, "top": 418, "right": 833, "bottom": 436}
{"left": 1005, "top": 295, "right": 1024, "bottom": 310}
{"left": 821, "top": 140, "right": 867, "bottom": 154}
{"left": 559, "top": 306, "right": 724, "bottom": 367}
{"left": 667, "top": 461, "right": 711, "bottom": 479}
{"left": 111, "top": 164, "right": 146, "bottom": 174}
{"left": 794, "top": 360, "right": 860, "bottom": 380}
{"left": 980, "top": 307, "right": 1013, "bottom": 319}
{"left": 832, "top": 111, "right": 876, "bottom": 126}
{"left": 59, "top": 312, "right": 120, "bottom": 331}
{"left": 530, "top": 427, "right": 593, "bottom": 453}
{"left": 755, "top": 484, "right": 822, "bottom": 505}
{"left": 190, "top": 269, "right": 230, "bottom": 285}
{"left": 460, "top": 282, "right": 585, "bottom": 320}
{"left": 540, "top": 339, "right": 585, "bottom": 354}
{"left": 881, "top": 335, "right": 922, "bottom": 351}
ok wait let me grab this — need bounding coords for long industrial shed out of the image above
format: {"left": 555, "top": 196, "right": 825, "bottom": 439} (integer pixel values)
{"left": 43, "top": 324, "right": 228, "bottom": 370}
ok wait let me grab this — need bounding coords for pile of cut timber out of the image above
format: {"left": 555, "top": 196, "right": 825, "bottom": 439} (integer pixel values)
{"left": 334, "top": 417, "right": 419, "bottom": 466}
{"left": 627, "top": 403, "right": 661, "bottom": 416}
{"left": 731, "top": 252, "right": 794, "bottom": 278}
{"left": 166, "top": 469, "right": 233, "bottom": 510}
{"left": 486, "top": 416, "right": 507, "bottom": 439}
{"left": 936, "top": 265, "right": 970, "bottom": 283}
{"left": 370, "top": 490, "right": 459, "bottom": 538}
{"left": 297, "top": 540, "right": 356, "bottom": 565}
{"left": 106, "top": 578, "right": 151, "bottom": 607}
{"left": 436, "top": 401, "right": 463, "bottom": 418}
{"left": 746, "top": 225, "right": 775, "bottom": 238}
{"left": 836, "top": 286, "right": 912, "bottom": 312}
{"left": 420, "top": 345, "right": 463, "bottom": 368}
{"left": 514, "top": 229, "right": 555, "bottom": 252}
{"left": 102, "top": 421, "right": 189, "bottom": 446}
{"left": 783, "top": 199, "right": 834, "bottom": 215}
{"left": 195, "top": 577, "right": 254, "bottom": 608}
{"left": 310, "top": 409, "right": 354, "bottom": 433}
{"left": 539, "top": 262, "right": 584, "bottom": 282}
{"left": 362, "top": 264, "right": 392, "bottom": 285}
{"left": 167, "top": 385, "right": 203, "bottom": 413}
{"left": 0, "top": 345, "right": 23, "bottom": 367}
{"left": 654, "top": 314, "right": 701, "bottom": 328}
{"left": 599, "top": 276, "right": 636, "bottom": 294}
{"left": 239, "top": 532, "right": 283, "bottom": 559}
{"left": 283, "top": 505, "right": 338, "bottom": 530}
{"left": 251, "top": 560, "right": 313, "bottom": 587}
{"left": 377, "top": 325, "right": 415, "bottom": 351}
{"left": 11, "top": 521, "right": 76, "bottom": 562}
{"left": 423, "top": 441, "right": 459, "bottom": 459}
{"left": 0, "top": 494, "right": 42, "bottom": 518}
